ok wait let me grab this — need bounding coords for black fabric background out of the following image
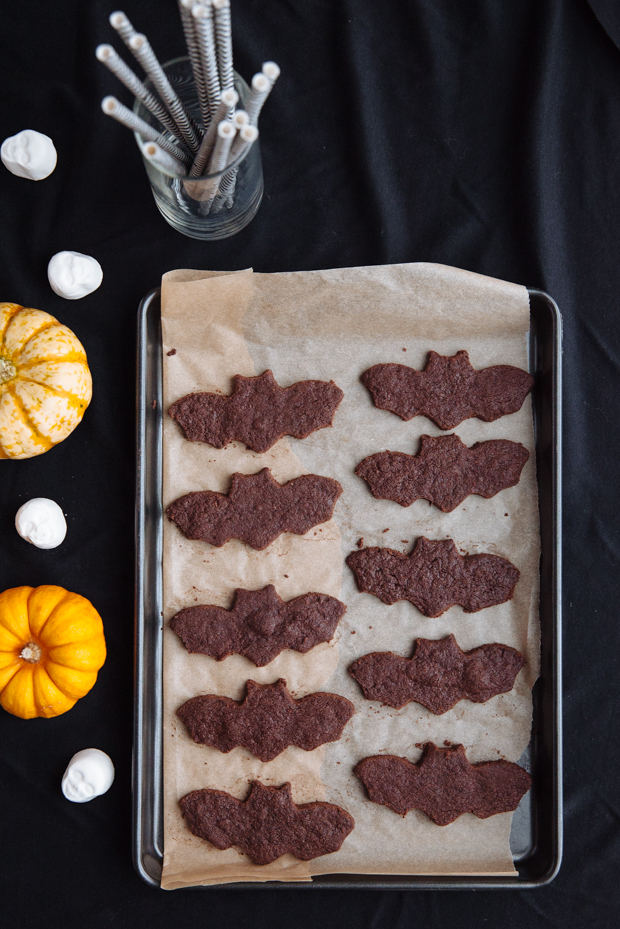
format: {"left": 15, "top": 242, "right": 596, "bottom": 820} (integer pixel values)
{"left": 1, "top": 1, "right": 619, "bottom": 926}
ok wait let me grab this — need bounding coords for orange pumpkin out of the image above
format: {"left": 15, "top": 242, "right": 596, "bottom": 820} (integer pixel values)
{"left": 0, "top": 585, "right": 106, "bottom": 719}
{"left": 0, "top": 302, "right": 92, "bottom": 459}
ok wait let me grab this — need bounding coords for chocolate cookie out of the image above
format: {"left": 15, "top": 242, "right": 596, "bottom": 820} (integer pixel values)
{"left": 349, "top": 634, "right": 524, "bottom": 713}
{"left": 346, "top": 537, "right": 519, "bottom": 617}
{"left": 362, "top": 350, "right": 534, "bottom": 430}
{"left": 355, "top": 742, "right": 531, "bottom": 825}
{"left": 170, "top": 585, "right": 346, "bottom": 667}
{"left": 356, "top": 433, "right": 529, "bottom": 512}
{"left": 180, "top": 780, "right": 355, "bottom": 864}
{"left": 177, "top": 678, "right": 355, "bottom": 761}
{"left": 166, "top": 468, "right": 342, "bottom": 550}
{"left": 169, "top": 370, "right": 344, "bottom": 453}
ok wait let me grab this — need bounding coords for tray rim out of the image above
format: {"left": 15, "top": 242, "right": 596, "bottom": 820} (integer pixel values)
{"left": 133, "top": 284, "right": 563, "bottom": 890}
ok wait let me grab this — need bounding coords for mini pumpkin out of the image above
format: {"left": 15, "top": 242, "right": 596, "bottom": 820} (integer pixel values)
{"left": 0, "top": 302, "right": 92, "bottom": 459}
{"left": 0, "top": 585, "right": 106, "bottom": 719}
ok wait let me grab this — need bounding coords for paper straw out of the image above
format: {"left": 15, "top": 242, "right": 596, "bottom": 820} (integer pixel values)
{"left": 129, "top": 33, "right": 200, "bottom": 153}
{"left": 184, "top": 119, "right": 234, "bottom": 203}
{"left": 95, "top": 45, "right": 185, "bottom": 143}
{"left": 109, "top": 11, "right": 137, "bottom": 46}
{"left": 192, "top": 3, "right": 221, "bottom": 122}
{"left": 213, "top": 0, "right": 234, "bottom": 94}
{"left": 231, "top": 109, "right": 249, "bottom": 131}
{"left": 101, "top": 96, "right": 192, "bottom": 167}
{"left": 214, "top": 124, "right": 259, "bottom": 209}
{"left": 178, "top": 0, "right": 209, "bottom": 129}
{"left": 189, "top": 88, "right": 237, "bottom": 177}
{"left": 245, "top": 72, "right": 272, "bottom": 126}
{"left": 262, "top": 61, "right": 281, "bottom": 84}
{"left": 141, "top": 141, "right": 188, "bottom": 176}
{"left": 228, "top": 122, "right": 258, "bottom": 164}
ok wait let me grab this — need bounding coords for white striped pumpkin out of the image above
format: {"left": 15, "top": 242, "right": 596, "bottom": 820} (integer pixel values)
{"left": 0, "top": 303, "right": 92, "bottom": 459}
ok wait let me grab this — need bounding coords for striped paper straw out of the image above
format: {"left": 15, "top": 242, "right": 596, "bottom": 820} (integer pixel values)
{"left": 192, "top": 3, "right": 221, "bottom": 122}
{"left": 231, "top": 109, "right": 249, "bottom": 131}
{"left": 109, "top": 11, "right": 137, "bottom": 46}
{"left": 141, "top": 141, "right": 188, "bottom": 176}
{"left": 96, "top": 45, "right": 184, "bottom": 143}
{"left": 228, "top": 122, "right": 258, "bottom": 163}
{"left": 101, "top": 96, "right": 192, "bottom": 167}
{"left": 213, "top": 123, "right": 258, "bottom": 209}
{"left": 245, "top": 72, "right": 272, "bottom": 126}
{"left": 189, "top": 87, "right": 237, "bottom": 177}
{"left": 213, "top": 0, "right": 234, "bottom": 94}
{"left": 262, "top": 61, "right": 281, "bottom": 84}
{"left": 129, "top": 33, "right": 200, "bottom": 153}
{"left": 184, "top": 119, "right": 234, "bottom": 203}
{"left": 179, "top": 0, "right": 209, "bottom": 129}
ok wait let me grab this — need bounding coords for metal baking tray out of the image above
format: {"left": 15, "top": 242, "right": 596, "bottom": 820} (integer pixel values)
{"left": 134, "top": 285, "right": 562, "bottom": 890}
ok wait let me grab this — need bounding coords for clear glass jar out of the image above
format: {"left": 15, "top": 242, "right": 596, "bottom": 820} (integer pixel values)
{"left": 133, "top": 58, "right": 263, "bottom": 240}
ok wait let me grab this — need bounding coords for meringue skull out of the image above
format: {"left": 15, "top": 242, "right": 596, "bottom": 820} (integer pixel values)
{"left": 62, "top": 749, "right": 115, "bottom": 803}
{"left": 1, "top": 129, "right": 57, "bottom": 180}
{"left": 47, "top": 251, "right": 103, "bottom": 300}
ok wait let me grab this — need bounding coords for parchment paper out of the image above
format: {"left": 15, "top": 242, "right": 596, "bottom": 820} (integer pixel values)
{"left": 159, "top": 263, "right": 540, "bottom": 889}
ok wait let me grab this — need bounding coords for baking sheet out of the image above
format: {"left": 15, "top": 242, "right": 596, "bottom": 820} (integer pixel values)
{"left": 158, "top": 263, "right": 540, "bottom": 888}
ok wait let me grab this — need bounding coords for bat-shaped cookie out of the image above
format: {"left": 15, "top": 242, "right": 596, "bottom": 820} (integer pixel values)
{"left": 355, "top": 742, "right": 531, "bottom": 825}
{"left": 180, "top": 780, "right": 355, "bottom": 864}
{"left": 166, "top": 468, "right": 342, "bottom": 549}
{"left": 362, "top": 350, "right": 534, "bottom": 430}
{"left": 177, "top": 678, "right": 355, "bottom": 762}
{"left": 356, "top": 433, "right": 529, "bottom": 512}
{"left": 170, "top": 585, "right": 346, "bottom": 667}
{"left": 346, "top": 537, "right": 519, "bottom": 617}
{"left": 349, "top": 634, "right": 524, "bottom": 713}
{"left": 169, "top": 370, "right": 344, "bottom": 453}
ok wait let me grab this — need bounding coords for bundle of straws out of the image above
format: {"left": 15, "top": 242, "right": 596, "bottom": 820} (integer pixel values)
{"left": 98, "top": 3, "right": 279, "bottom": 212}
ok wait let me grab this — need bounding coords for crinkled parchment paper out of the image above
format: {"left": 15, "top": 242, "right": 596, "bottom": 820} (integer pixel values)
{"left": 159, "top": 263, "right": 539, "bottom": 888}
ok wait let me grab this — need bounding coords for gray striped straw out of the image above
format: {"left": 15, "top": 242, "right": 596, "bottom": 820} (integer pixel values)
{"left": 213, "top": 0, "right": 234, "bottom": 94}
{"left": 95, "top": 45, "right": 185, "bottom": 144}
{"left": 179, "top": 0, "right": 209, "bottom": 129}
{"left": 245, "top": 72, "right": 272, "bottom": 126}
{"left": 129, "top": 33, "right": 200, "bottom": 154}
{"left": 213, "top": 123, "right": 259, "bottom": 209}
{"left": 141, "top": 141, "right": 188, "bottom": 176}
{"left": 192, "top": 4, "right": 221, "bottom": 123}
{"left": 101, "top": 96, "right": 192, "bottom": 167}
{"left": 189, "top": 88, "right": 238, "bottom": 177}
{"left": 109, "top": 11, "right": 137, "bottom": 46}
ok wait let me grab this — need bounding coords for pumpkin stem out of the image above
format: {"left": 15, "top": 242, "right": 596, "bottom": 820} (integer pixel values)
{"left": 20, "top": 642, "right": 42, "bottom": 663}
{"left": 0, "top": 356, "right": 17, "bottom": 385}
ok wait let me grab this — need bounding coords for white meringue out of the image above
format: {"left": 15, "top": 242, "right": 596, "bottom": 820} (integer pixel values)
{"left": 47, "top": 250, "right": 103, "bottom": 300}
{"left": 62, "top": 749, "right": 115, "bottom": 803}
{"left": 1, "top": 129, "right": 57, "bottom": 180}
{"left": 15, "top": 498, "right": 67, "bottom": 549}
